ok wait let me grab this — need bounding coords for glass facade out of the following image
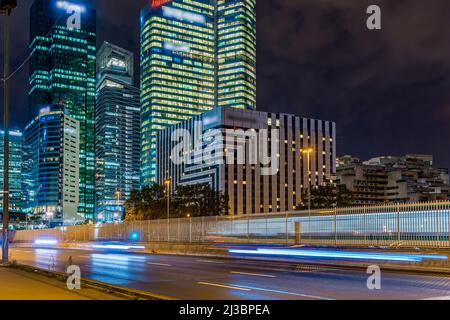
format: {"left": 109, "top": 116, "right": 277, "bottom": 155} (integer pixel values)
{"left": 0, "top": 130, "right": 23, "bottom": 214}
{"left": 95, "top": 42, "right": 141, "bottom": 222}
{"left": 28, "top": 0, "right": 96, "bottom": 219}
{"left": 140, "top": 0, "right": 256, "bottom": 185}
{"left": 23, "top": 105, "right": 82, "bottom": 226}
{"left": 217, "top": 0, "right": 256, "bottom": 110}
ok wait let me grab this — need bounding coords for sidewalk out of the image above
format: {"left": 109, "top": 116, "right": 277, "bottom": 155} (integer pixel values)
{"left": 0, "top": 267, "right": 124, "bottom": 300}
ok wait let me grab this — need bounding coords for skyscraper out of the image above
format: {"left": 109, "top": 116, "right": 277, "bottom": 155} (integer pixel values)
{"left": 217, "top": 0, "right": 256, "bottom": 110}
{"left": 28, "top": 0, "right": 96, "bottom": 219}
{"left": 95, "top": 42, "right": 141, "bottom": 221}
{"left": 0, "top": 130, "right": 23, "bottom": 214}
{"left": 140, "top": 0, "right": 256, "bottom": 185}
{"left": 22, "top": 105, "right": 81, "bottom": 226}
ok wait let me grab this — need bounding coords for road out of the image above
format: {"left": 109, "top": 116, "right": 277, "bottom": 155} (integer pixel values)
{"left": 6, "top": 247, "right": 450, "bottom": 300}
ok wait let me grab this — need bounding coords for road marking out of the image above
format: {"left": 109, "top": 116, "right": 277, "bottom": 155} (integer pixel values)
{"left": 197, "top": 259, "right": 224, "bottom": 264}
{"left": 231, "top": 271, "right": 277, "bottom": 278}
{"left": 198, "top": 282, "right": 333, "bottom": 300}
{"left": 147, "top": 262, "right": 172, "bottom": 267}
{"left": 229, "top": 284, "right": 334, "bottom": 300}
{"left": 198, "top": 282, "right": 252, "bottom": 291}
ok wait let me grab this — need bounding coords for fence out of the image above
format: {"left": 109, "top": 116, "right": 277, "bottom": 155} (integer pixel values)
{"left": 11, "top": 201, "right": 450, "bottom": 248}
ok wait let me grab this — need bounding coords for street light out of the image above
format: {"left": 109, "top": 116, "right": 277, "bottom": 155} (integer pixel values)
{"left": 302, "top": 147, "right": 313, "bottom": 241}
{"left": 165, "top": 178, "right": 171, "bottom": 242}
{"left": 1, "top": 0, "right": 17, "bottom": 266}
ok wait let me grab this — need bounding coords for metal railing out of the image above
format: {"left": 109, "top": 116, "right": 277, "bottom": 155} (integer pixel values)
{"left": 11, "top": 201, "right": 450, "bottom": 248}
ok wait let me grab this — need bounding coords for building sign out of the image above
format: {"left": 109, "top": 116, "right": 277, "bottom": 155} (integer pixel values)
{"left": 151, "top": 0, "right": 172, "bottom": 8}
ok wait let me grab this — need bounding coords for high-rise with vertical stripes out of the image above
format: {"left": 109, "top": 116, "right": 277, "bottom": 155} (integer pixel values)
{"left": 95, "top": 42, "right": 141, "bottom": 221}
{"left": 140, "top": 0, "right": 256, "bottom": 185}
{"left": 28, "top": 0, "right": 96, "bottom": 219}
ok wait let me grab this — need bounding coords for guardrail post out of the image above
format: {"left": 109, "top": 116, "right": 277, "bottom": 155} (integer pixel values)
{"left": 436, "top": 202, "right": 440, "bottom": 246}
{"left": 334, "top": 207, "right": 337, "bottom": 245}
{"left": 265, "top": 212, "right": 268, "bottom": 241}
{"left": 189, "top": 216, "right": 192, "bottom": 243}
{"left": 397, "top": 203, "right": 401, "bottom": 243}
{"left": 230, "top": 216, "right": 233, "bottom": 240}
{"left": 363, "top": 206, "right": 367, "bottom": 244}
{"left": 447, "top": 203, "right": 450, "bottom": 248}
{"left": 285, "top": 212, "right": 288, "bottom": 245}
{"left": 202, "top": 216, "right": 205, "bottom": 243}
{"left": 247, "top": 216, "right": 250, "bottom": 243}
{"left": 295, "top": 222, "right": 301, "bottom": 244}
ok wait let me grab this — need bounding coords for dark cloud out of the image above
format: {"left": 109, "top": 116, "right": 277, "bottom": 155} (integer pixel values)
{"left": 2, "top": 0, "right": 450, "bottom": 168}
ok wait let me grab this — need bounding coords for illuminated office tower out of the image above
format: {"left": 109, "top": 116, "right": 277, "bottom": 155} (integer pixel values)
{"left": 28, "top": 0, "right": 96, "bottom": 219}
{"left": 140, "top": 0, "right": 256, "bottom": 185}
{"left": 22, "top": 105, "right": 82, "bottom": 226}
{"left": 0, "top": 130, "right": 23, "bottom": 214}
{"left": 217, "top": 0, "right": 256, "bottom": 110}
{"left": 95, "top": 42, "right": 141, "bottom": 221}
{"left": 157, "top": 108, "right": 337, "bottom": 215}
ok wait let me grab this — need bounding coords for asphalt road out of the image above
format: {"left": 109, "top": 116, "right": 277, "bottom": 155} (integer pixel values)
{"left": 6, "top": 247, "right": 450, "bottom": 300}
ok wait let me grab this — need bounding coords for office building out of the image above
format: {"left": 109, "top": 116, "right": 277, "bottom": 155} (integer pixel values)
{"left": 0, "top": 130, "right": 23, "bottom": 214}
{"left": 217, "top": 0, "right": 256, "bottom": 109}
{"left": 23, "top": 105, "right": 82, "bottom": 226}
{"left": 157, "top": 107, "right": 336, "bottom": 216}
{"left": 29, "top": 0, "right": 96, "bottom": 219}
{"left": 337, "top": 155, "right": 450, "bottom": 205}
{"left": 140, "top": 0, "right": 256, "bottom": 185}
{"left": 95, "top": 42, "right": 141, "bottom": 221}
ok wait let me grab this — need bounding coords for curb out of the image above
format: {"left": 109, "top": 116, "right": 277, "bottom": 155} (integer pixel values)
{"left": 10, "top": 263, "right": 174, "bottom": 301}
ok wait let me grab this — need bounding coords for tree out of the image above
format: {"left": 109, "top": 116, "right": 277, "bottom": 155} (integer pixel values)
{"left": 173, "top": 184, "right": 229, "bottom": 218}
{"left": 124, "top": 183, "right": 229, "bottom": 221}
{"left": 140, "top": 184, "right": 166, "bottom": 219}
{"left": 298, "top": 184, "right": 354, "bottom": 209}
{"left": 124, "top": 189, "right": 144, "bottom": 221}
{"left": 124, "top": 184, "right": 166, "bottom": 221}
{"left": 335, "top": 184, "right": 355, "bottom": 207}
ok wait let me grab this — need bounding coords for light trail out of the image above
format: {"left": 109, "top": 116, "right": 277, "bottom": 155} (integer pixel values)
{"left": 229, "top": 248, "right": 448, "bottom": 263}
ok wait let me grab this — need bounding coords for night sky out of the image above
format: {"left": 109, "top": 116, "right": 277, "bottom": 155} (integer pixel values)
{"left": 2, "top": 0, "right": 450, "bottom": 168}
